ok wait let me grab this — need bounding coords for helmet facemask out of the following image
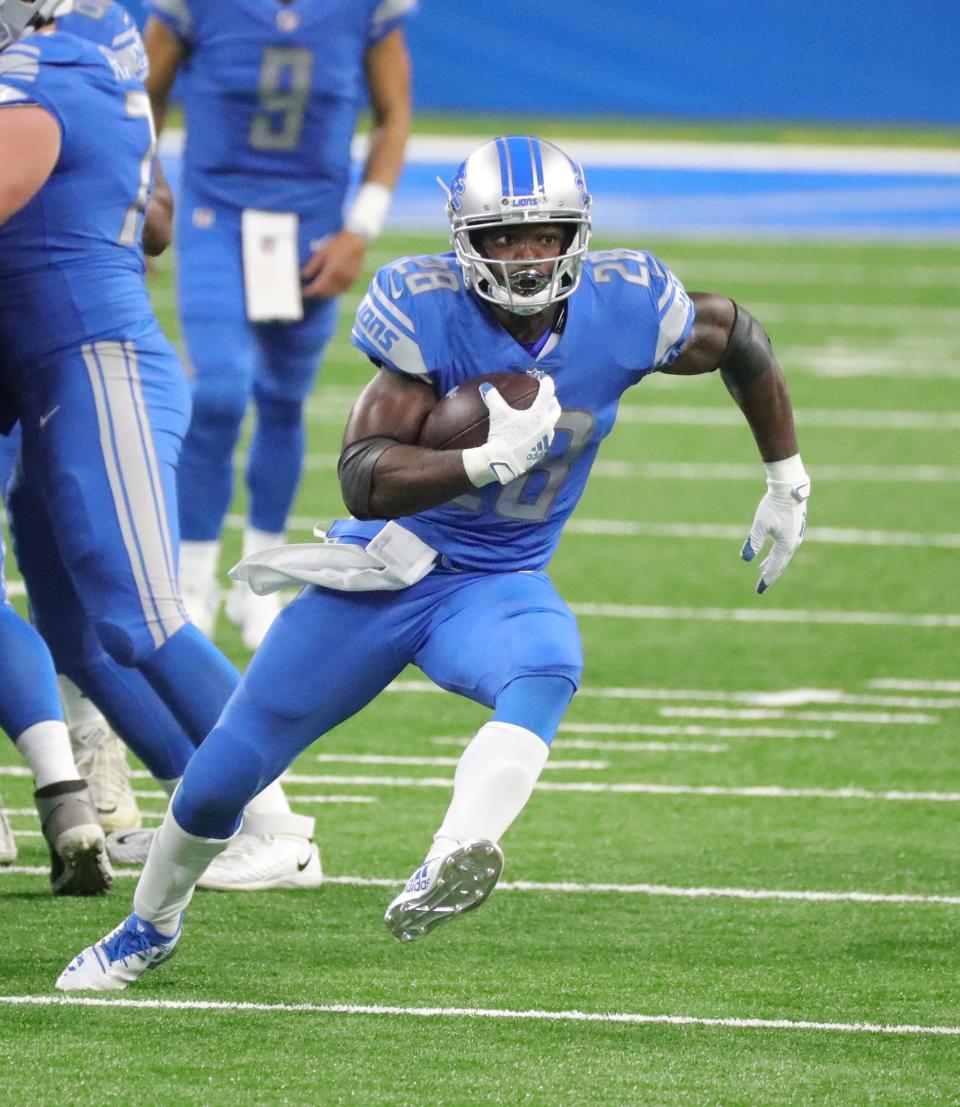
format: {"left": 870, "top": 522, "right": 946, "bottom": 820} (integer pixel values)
{"left": 442, "top": 137, "right": 592, "bottom": 317}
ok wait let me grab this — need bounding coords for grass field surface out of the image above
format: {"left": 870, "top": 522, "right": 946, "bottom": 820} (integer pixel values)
{"left": 1, "top": 230, "right": 958, "bottom": 1104}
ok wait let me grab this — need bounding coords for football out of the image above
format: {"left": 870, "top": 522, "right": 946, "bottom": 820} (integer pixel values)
{"left": 418, "top": 371, "right": 542, "bottom": 451}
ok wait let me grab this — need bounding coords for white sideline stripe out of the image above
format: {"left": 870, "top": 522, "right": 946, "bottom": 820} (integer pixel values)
{"left": 3, "top": 866, "right": 959, "bottom": 911}
{"left": 310, "top": 754, "right": 609, "bottom": 770}
{"left": 870, "top": 679, "right": 960, "bottom": 693}
{"left": 156, "top": 128, "right": 960, "bottom": 175}
{"left": 275, "top": 774, "right": 960, "bottom": 803}
{"left": 572, "top": 602, "right": 960, "bottom": 630}
{"left": 565, "top": 521, "right": 960, "bottom": 550}
{"left": 659, "top": 707, "right": 938, "bottom": 724}
{"left": 2, "top": 994, "right": 958, "bottom": 1038}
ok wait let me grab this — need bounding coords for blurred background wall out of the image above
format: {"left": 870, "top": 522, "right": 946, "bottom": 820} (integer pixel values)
{"left": 121, "top": 0, "right": 960, "bottom": 125}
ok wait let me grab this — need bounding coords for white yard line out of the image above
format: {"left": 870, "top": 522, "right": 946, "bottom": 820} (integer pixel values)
{"left": 279, "top": 775, "right": 960, "bottom": 803}
{"left": 2, "top": 993, "right": 957, "bottom": 1038}
{"left": 431, "top": 737, "right": 730, "bottom": 754}
{"left": 560, "top": 723, "right": 836, "bottom": 739}
{"left": 659, "top": 707, "right": 937, "bottom": 725}
{"left": 869, "top": 679, "right": 960, "bottom": 693}
{"left": 311, "top": 753, "right": 609, "bottom": 770}
{"left": 571, "top": 603, "right": 960, "bottom": 629}
{"left": 613, "top": 405, "right": 960, "bottom": 431}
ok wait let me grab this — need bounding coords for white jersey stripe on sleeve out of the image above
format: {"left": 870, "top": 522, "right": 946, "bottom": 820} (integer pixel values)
{"left": 371, "top": 278, "right": 415, "bottom": 333}
{"left": 654, "top": 282, "right": 694, "bottom": 367}
{"left": 355, "top": 294, "right": 429, "bottom": 378}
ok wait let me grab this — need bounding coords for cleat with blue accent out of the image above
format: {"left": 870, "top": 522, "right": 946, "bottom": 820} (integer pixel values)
{"left": 384, "top": 840, "right": 503, "bottom": 943}
{"left": 55, "top": 912, "right": 181, "bottom": 991}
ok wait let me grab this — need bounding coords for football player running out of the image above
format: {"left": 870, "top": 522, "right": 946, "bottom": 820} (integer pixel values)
{"left": 57, "top": 136, "right": 810, "bottom": 989}
{"left": 0, "top": 0, "right": 318, "bottom": 893}
{"left": 143, "top": 0, "right": 415, "bottom": 649}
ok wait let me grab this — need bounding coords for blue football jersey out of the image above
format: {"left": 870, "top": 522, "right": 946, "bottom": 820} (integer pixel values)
{"left": 0, "top": 33, "right": 155, "bottom": 366}
{"left": 146, "top": 0, "right": 416, "bottom": 217}
{"left": 58, "top": 0, "right": 149, "bottom": 81}
{"left": 346, "top": 249, "right": 695, "bottom": 571}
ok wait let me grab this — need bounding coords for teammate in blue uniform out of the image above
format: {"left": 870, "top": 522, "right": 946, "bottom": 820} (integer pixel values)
{"left": 0, "top": 0, "right": 170, "bottom": 840}
{"left": 0, "top": 0, "right": 321, "bottom": 891}
{"left": 57, "top": 136, "right": 812, "bottom": 989}
{"left": 143, "top": 0, "right": 415, "bottom": 649}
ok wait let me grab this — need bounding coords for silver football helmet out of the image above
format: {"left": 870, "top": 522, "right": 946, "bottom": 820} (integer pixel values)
{"left": 0, "top": 0, "right": 69, "bottom": 51}
{"left": 441, "top": 135, "right": 591, "bottom": 316}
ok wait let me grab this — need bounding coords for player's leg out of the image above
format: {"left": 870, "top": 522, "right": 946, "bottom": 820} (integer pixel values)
{"left": 225, "top": 301, "right": 338, "bottom": 649}
{"left": 175, "top": 205, "right": 258, "bottom": 636}
{"left": 57, "top": 584, "right": 411, "bottom": 990}
{"left": 0, "top": 539, "right": 111, "bottom": 894}
{"left": 386, "top": 571, "right": 582, "bottom": 940}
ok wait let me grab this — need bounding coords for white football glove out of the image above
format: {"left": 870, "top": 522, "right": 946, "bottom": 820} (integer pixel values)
{"left": 741, "top": 454, "right": 811, "bottom": 594}
{"left": 462, "top": 375, "right": 562, "bottom": 487}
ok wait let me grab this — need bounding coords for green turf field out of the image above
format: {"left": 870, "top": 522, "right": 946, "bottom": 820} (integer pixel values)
{"left": 2, "top": 232, "right": 959, "bottom": 1105}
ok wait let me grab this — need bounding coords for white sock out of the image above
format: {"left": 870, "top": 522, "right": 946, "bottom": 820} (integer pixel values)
{"left": 243, "top": 526, "right": 284, "bottom": 559}
{"left": 243, "top": 778, "right": 292, "bottom": 818}
{"left": 179, "top": 539, "right": 221, "bottom": 589}
{"left": 133, "top": 806, "right": 236, "bottom": 934}
{"left": 57, "top": 676, "right": 107, "bottom": 737}
{"left": 16, "top": 721, "right": 80, "bottom": 790}
{"left": 431, "top": 722, "right": 549, "bottom": 855}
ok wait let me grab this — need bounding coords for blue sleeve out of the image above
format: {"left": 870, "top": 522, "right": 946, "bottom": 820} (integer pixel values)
{"left": 367, "top": 0, "right": 417, "bottom": 47}
{"left": 145, "top": 0, "right": 194, "bottom": 46}
{"left": 350, "top": 255, "right": 459, "bottom": 383}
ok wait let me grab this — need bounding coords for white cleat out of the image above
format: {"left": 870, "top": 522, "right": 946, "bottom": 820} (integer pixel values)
{"left": 56, "top": 912, "right": 181, "bottom": 992}
{"left": 106, "top": 827, "right": 154, "bottom": 866}
{"left": 71, "top": 723, "right": 141, "bottom": 834}
{"left": 225, "top": 581, "right": 282, "bottom": 651}
{"left": 198, "top": 811, "right": 322, "bottom": 892}
{"left": 0, "top": 795, "right": 16, "bottom": 864}
{"left": 385, "top": 840, "right": 504, "bottom": 943}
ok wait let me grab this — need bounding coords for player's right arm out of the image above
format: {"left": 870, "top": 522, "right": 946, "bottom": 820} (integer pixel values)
{"left": 339, "top": 368, "right": 478, "bottom": 520}
{"left": 0, "top": 104, "right": 60, "bottom": 223}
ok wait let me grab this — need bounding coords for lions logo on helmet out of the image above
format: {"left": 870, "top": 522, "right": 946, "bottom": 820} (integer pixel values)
{"left": 440, "top": 135, "right": 592, "bottom": 317}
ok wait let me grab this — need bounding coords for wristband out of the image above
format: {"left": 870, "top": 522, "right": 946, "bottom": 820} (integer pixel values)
{"left": 461, "top": 444, "right": 499, "bottom": 488}
{"left": 763, "top": 453, "right": 807, "bottom": 483}
{"left": 344, "top": 181, "right": 392, "bottom": 243}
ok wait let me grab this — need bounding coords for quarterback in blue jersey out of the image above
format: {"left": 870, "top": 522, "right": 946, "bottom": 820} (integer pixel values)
{"left": 0, "top": 0, "right": 320, "bottom": 892}
{"left": 58, "top": 135, "right": 812, "bottom": 990}
{"left": 143, "top": 0, "right": 415, "bottom": 649}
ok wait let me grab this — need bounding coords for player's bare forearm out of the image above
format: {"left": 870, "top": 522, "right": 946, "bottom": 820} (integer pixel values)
{"left": 665, "top": 292, "right": 799, "bottom": 463}
{"left": 362, "top": 28, "right": 412, "bottom": 190}
{"left": 142, "top": 157, "right": 173, "bottom": 256}
{"left": 368, "top": 444, "right": 477, "bottom": 518}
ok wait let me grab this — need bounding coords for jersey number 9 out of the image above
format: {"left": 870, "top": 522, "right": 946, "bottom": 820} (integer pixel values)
{"left": 249, "top": 47, "right": 315, "bottom": 153}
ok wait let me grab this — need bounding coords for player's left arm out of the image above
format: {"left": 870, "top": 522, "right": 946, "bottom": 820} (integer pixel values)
{"left": 301, "top": 28, "right": 412, "bottom": 299}
{"left": 0, "top": 105, "right": 61, "bottom": 224}
{"left": 663, "top": 292, "right": 810, "bottom": 594}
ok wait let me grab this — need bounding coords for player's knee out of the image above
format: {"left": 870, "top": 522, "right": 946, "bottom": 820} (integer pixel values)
{"left": 253, "top": 389, "right": 303, "bottom": 430}
{"left": 93, "top": 611, "right": 187, "bottom": 668}
{"left": 189, "top": 384, "right": 249, "bottom": 433}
